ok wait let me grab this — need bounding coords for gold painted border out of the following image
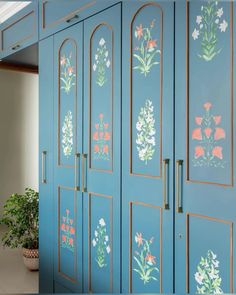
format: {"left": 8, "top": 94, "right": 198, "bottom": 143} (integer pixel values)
{"left": 41, "top": 0, "right": 96, "bottom": 30}
{"left": 88, "top": 192, "right": 113, "bottom": 292}
{"left": 186, "top": 212, "right": 234, "bottom": 293}
{"left": 186, "top": 1, "right": 234, "bottom": 187}
{"left": 130, "top": 3, "right": 163, "bottom": 179}
{"left": 88, "top": 23, "right": 114, "bottom": 173}
{"left": 58, "top": 185, "right": 78, "bottom": 283}
{"left": 0, "top": 10, "right": 36, "bottom": 52}
{"left": 129, "top": 201, "right": 163, "bottom": 293}
{"left": 58, "top": 38, "right": 78, "bottom": 168}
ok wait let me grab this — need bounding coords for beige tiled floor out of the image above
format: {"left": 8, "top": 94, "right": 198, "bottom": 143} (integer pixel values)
{"left": 0, "top": 225, "right": 38, "bottom": 294}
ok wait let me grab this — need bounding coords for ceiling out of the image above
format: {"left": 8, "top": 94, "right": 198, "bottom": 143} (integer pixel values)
{"left": 0, "top": 1, "right": 31, "bottom": 24}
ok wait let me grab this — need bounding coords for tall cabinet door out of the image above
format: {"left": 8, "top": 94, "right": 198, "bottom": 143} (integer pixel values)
{"left": 83, "top": 4, "right": 121, "bottom": 293}
{"left": 39, "top": 36, "right": 54, "bottom": 293}
{"left": 122, "top": 1, "right": 174, "bottom": 293}
{"left": 53, "top": 22, "right": 83, "bottom": 293}
{"left": 175, "top": 1, "right": 236, "bottom": 293}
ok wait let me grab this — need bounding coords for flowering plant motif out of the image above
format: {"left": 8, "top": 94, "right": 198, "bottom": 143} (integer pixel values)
{"left": 192, "top": 102, "right": 226, "bottom": 168}
{"left": 93, "top": 113, "right": 111, "bottom": 161}
{"left": 133, "top": 19, "right": 161, "bottom": 76}
{"left": 192, "top": 1, "right": 228, "bottom": 62}
{"left": 92, "top": 218, "right": 111, "bottom": 268}
{"left": 60, "top": 52, "right": 76, "bottom": 94}
{"left": 136, "top": 99, "right": 156, "bottom": 164}
{"left": 133, "top": 233, "right": 159, "bottom": 284}
{"left": 195, "top": 250, "right": 223, "bottom": 294}
{"left": 61, "top": 209, "right": 75, "bottom": 252}
{"left": 93, "top": 38, "right": 111, "bottom": 87}
{"left": 62, "top": 110, "right": 73, "bottom": 157}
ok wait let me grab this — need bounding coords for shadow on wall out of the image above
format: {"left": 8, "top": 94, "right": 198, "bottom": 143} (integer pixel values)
{"left": 0, "top": 69, "right": 39, "bottom": 216}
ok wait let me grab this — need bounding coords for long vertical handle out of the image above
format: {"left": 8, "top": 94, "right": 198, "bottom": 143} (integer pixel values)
{"left": 41, "top": 151, "right": 47, "bottom": 184}
{"left": 82, "top": 154, "right": 88, "bottom": 193}
{"left": 163, "top": 159, "right": 170, "bottom": 209}
{"left": 176, "top": 160, "right": 183, "bottom": 213}
{"left": 75, "top": 153, "right": 80, "bottom": 191}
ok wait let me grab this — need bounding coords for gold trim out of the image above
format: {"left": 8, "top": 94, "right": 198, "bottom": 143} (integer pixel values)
{"left": 42, "top": 0, "right": 96, "bottom": 30}
{"left": 129, "top": 201, "right": 163, "bottom": 292}
{"left": 1, "top": 10, "right": 36, "bottom": 52}
{"left": 186, "top": 212, "right": 233, "bottom": 293}
{"left": 58, "top": 186, "right": 78, "bottom": 283}
{"left": 88, "top": 23, "right": 114, "bottom": 173}
{"left": 130, "top": 3, "right": 163, "bottom": 179}
{"left": 186, "top": 1, "right": 234, "bottom": 187}
{"left": 88, "top": 192, "right": 113, "bottom": 292}
{"left": 58, "top": 38, "right": 78, "bottom": 168}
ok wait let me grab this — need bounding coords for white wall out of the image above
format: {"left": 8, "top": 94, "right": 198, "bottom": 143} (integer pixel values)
{"left": 0, "top": 69, "right": 38, "bottom": 216}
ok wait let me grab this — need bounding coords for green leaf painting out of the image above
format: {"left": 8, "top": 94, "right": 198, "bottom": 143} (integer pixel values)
{"left": 60, "top": 52, "right": 76, "bottom": 94}
{"left": 61, "top": 209, "right": 75, "bottom": 252}
{"left": 192, "top": 1, "right": 228, "bottom": 62}
{"left": 133, "top": 19, "right": 161, "bottom": 76}
{"left": 195, "top": 250, "right": 223, "bottom": 294}
{"left": 92, "top": 218, "right": 111, "bottom": 268}
{"left": 136, "top": 99, "right": 156, "bottom": 164}
{"left": 133, "top": 232, "right": 159, "bottom": 284}
{"left": 62, "top": 110, "right": 73, "bottom": 157}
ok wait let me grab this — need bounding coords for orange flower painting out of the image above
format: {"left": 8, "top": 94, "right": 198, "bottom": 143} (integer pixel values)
{"left": 61, "top": 208, "right": 75, "bottom": 252}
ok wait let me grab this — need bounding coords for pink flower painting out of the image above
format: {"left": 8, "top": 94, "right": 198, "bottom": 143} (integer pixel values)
{"left": 61, "top": 208, "right": 75, "bottom": 252}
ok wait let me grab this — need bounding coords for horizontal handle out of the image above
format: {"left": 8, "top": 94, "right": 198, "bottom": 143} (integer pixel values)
{"left": 66, "top": 14, "right": 79, "bottom": 23}
{"left": 12, "top": 44, "right": 20, "bottom": 50}
{"left": 176, "top": 160, "right": 183, "bottom": 213}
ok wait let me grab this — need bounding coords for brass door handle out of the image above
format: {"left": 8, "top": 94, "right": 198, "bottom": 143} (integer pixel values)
{"left": 163, "top": 159, "right": 170, "bottom": 209}
{"left": 74, "top": 153, "right": 80, "bottom": 191}
{"left": 41, "top": 151, "right": 47, "bottom": 184}
{"left": 82, "top": 154, "right": 88, "bottom": 193}
{"left": 176, "top": 160, "right": 183, "bottom": 213}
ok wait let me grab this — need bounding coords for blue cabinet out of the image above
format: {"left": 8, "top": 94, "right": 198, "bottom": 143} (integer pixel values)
{"left": 0, "top": 2, "right": 38, "bottom": 59}
{"left": 175, "top": 1, "right": 236, "bottom": 293}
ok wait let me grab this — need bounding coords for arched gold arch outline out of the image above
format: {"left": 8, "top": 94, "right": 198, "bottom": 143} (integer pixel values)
{"left": 58, "top": 38, "right": 78, "bottom": 168}
{"left": 130, "top": 2, "right": 163, "bottom": 179}
{"left": 88, "top": 22, "right": 114, "bottom": 173}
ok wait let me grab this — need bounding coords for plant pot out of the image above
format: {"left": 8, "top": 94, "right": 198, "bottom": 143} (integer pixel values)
{"left": 22, "top": 248, "right": 39, "bottom": 271}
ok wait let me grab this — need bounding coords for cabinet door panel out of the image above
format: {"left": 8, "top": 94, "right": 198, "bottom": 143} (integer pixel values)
{"left": 83, "top": 4, "right": 121, "bottom": 292}
{"left": 122, "top": 1, "right": 174, "bottom": 293}
{"left": 175, "top": 1, "right": 236, "bottom": 293}
{"left": 53, "top": 23, "right": 83, "bottom": 292}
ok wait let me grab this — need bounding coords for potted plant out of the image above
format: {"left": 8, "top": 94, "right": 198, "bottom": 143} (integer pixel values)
{"left": 0, "top": 188, "right": 39, "bottom": 271}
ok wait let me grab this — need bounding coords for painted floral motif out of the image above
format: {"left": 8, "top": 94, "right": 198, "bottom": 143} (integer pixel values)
{"left": 195, "top": 250, "right": 223, "bottom": 294}
{"left": 133, "top": 19, "right": 161, "bottom": 76}
{"left": 133, "top": 232, "right": 159, "bottom": 284}
{"left": 60, "top": 52, "right": 76, "bottom": 94}
{"left": 62, "top": 110, "right": 73, "bottom": 157}
{"left": 192, "top": 102, "right": 226, "bottom": 168}
{"left": 192, "top": 1, "right": 228, "bottom": 61}
{"left": 93, "top": 38, "right": 111, "bottom": 87}
{"left": 92, "top": 218, "right": 111, "bottom": 268}
{"left": 61, "top": 209, "right": 75, "bottom": 252}
{"left": 93, "top": 113, "right": 111, "bottom": 161}
{"left": 136, "top": 99, "right": 156, "bottom": 164}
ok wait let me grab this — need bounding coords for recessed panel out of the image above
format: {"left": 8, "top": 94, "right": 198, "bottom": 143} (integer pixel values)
{"left": 130, "top": 202, "right": 162, "bottom": 292}
{"left": 58, "top": 39, "right": 77, "bottom": 167}
{"left": 188, "top": 1, "right": 233, "bottom": 185}
{"left": 58, "top": 187, "right": 77, "bottom": 281}
{"left": 187, "top": 213, "right": 233, "bottom": 293}
{"left": 89, "top": 194, "right": 113, "bottom": 292}
{"left": 131, "top": 4, "right": 163, "bottom": 177}
{"left": 90, "top": 24, "right": 113, "bottom": 172}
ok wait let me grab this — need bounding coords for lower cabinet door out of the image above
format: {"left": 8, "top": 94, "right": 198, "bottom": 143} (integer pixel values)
{"left": 83, "top": 4, "right": 121, "bottom": 293}
{"left": 53, "top": 22, "right": 84, "bottom": 292}
{"left": 122, "top": 1, "right": 174, "bottom": 293}
{"left": 175, "top": 1, "right": 236, "bottom": 293}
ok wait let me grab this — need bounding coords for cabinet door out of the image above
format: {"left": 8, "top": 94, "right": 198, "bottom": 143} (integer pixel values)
{"left": 122, "top": 1, "right": 174, "bottom": 293}
{"left": 39, "top": 36, "right": 54, "bottom": 293}
{"left": 83, "top": 4, "right": 121, "bottom": 293}
{"left": 175, "top": 1, "right": 236, "bottom": 293}
{"left": 53, "top": 22, "right": 83, "bottom": 293}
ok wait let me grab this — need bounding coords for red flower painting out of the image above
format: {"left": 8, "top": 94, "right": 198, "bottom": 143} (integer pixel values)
{"left": 61, "top": 208, "right": 75, "bottom": 252}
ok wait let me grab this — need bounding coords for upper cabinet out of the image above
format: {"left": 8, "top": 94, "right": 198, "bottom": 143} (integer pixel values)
{"left": 39, "top": 0, "right": 120, "bottom": 40}
{"left": 0, "top": 2, "right": 38, "bottom": 59}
